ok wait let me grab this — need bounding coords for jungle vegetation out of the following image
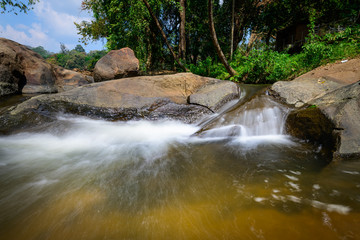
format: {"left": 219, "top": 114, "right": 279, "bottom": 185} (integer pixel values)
{"left": 75, "top": 0, "right": 360, "bottom": 83}
{"left": 4, "top": 0, "right": 359, "bottom": 83}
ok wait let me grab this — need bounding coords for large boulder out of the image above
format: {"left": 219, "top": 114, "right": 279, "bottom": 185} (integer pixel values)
{"left": 0, "top": 38, "right": 93, "bottom": 96}
{"left": 0, "top": 40, "right": 26, "bottom": 96}
{"left": 270, "top": 59, "right": 360, "bottom": 160}
{"left": 286, "top": 82, "right": 360, "bottom": 159}
{"left": 1, "top": 73, "right": 239, "bottom": 132}
{"left": 270, "top": 58, "right": 360, "bottom": 107}
{"left": 93, "top": 48, "right": 139, "bottom": 82}
{"left": 311, "top": 81, "right": 360, "bottom": 159}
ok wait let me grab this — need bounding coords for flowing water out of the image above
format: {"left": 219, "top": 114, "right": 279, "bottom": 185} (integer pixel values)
{"left": 0, "top": 85, "right": 359, "bottom": 239}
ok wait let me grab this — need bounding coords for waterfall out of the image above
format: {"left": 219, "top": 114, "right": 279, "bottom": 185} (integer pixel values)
{"left": 195, "top": 94, "right": 293, "bottom": 147}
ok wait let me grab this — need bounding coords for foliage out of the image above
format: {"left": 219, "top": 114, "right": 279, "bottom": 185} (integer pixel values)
{"left": 44, "top": 44, "right": 107, "bottom": 70}
{"left": 60, "top": 43, "right": 69, "bottom": 54}
{"left": 76, "top": 0, "right": 168, "bottom": 70}
{"left": 74, "top": 44, "right": 86, "bottom": 53}
{"left": 30, "top": 46, "right": 52, "bottom": 59}
{"left": 301, "top": 41, "right": 331, "bottom": 68}
{"left": 76, "top": 0, "right": 234, "bottom": 70}
{"left": 190, "top": 25, "right": 360, "bottom": 84}
{"left": 234, "top": 48, "right": 297, "bottom": 83}
{"left": 0, "top": 0, "right": 38, "bottom": 14}
{"left": 74, "top": 0, "right": 360, "bottom": 76}
{"left": 188, "top": 57, "right": 227, "bottom": 79}
{"left": 5, "top": 0, "right": 356, "bottom": 80}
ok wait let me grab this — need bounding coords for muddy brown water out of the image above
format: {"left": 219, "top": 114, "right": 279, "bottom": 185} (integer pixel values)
{"left": 0, "top": 85, "right": 359, "bottom": 239}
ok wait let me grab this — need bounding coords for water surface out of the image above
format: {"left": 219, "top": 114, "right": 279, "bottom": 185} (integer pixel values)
{"left": 0, "top": 86, "right": 359, "bottom": 239}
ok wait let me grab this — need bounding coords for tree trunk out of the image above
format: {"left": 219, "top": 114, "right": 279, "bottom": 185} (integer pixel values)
{"left": 179, "top": 0, "right": 186, "bottom": 61}
{"left": 246, "top": 30, "right": 259, "bottom": 54}
{"left": 142, "top": 0, "right": 188, "bottom": 71}
{"left": 208, "top": 0, "right": 237, "bottom": 76}
{"left": 230, "top": 0, "right": 235, "bottom": 60}
{"left": 265, "top": 28, "right": 273, "bottom": 46}
{"left": 233, "top": 6, "right": 244, "bottom": 53}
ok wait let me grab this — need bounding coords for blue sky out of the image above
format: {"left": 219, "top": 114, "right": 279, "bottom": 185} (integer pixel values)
{"left": 0, "top": 0, "right": 105, "bottom": 53}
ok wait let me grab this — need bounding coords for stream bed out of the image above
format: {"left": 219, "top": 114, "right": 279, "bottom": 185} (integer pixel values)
{"left": 0, "top": 85, "right": 359, "bottom": 239}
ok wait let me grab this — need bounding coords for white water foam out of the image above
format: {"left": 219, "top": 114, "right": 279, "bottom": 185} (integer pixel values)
{"left": 195, "top": 97, "right": 294, "bottom": 148}
{"left": 0, "top": 116, "right": 200, "bottom": 168}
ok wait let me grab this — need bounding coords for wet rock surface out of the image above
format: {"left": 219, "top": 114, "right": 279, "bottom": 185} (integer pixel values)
{"left": 0, "top": 73, "right": 239, "bottom": 132}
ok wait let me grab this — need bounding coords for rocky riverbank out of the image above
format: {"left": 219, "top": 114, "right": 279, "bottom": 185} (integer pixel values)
{"left": 1, "top": 38, "right": 359, "bottom": 161}
{"left": 270, "top": 58, "right": 360, "bottom": 160}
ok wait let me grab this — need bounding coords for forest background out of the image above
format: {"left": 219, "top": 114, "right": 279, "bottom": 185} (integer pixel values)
{"left": 3, "top": 0, "right": 360, "bottom": 83}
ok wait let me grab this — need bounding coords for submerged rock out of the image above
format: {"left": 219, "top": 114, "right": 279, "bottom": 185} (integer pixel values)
{"left": 93, "top": 48, "right": 139, "bottom": 82}
{"left": 0, "top": 38, "right": 93, "bottom": 97}
{"left": 1, "top": 73, "right": 239, "bottom": 132}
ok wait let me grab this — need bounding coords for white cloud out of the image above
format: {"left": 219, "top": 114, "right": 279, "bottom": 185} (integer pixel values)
{"left": 33, "top": 1, "right": 90, "bottom": 38}
{"left": 0, "top": 24, "right": 58, "bottom": 51}
{"left": 16, "top": 24, "right": 29, "bottom": 30}
{"left": 0, "top": 1, "right": 104, "bottom": 52}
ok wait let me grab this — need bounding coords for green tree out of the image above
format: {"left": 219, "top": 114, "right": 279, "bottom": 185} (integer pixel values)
{"left": 208, "top": 0, "right": 236, "bottom": 76}
{"left": 1, "top": 0, "right": 38, "bottom": 14}
{"left": 31, "top": 46, "right": 51, "bottom": 59}
{"left": 75, "top": 0, "right": 360, "bottom": 74}
{"left": 76, "top": 0, "right": 189, "bottom": 71}
{"left": 74, "top": 44, "right": 86, "bottom": 53}
{"left": 85, "top": 50, "right": 107, "bottom": 69}
{"left": 64, "top": 50, "right": 86, "bottom": 69}
{"left": 60, "top": 42, "right": 69, "bottom": 54}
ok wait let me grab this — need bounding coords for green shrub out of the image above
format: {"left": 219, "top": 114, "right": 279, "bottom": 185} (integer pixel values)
{"left": 230, "top": 47, "right": 298, "bottom": 84}
{"left": 188, "top": 57, "right": 227, "bottom": 79}
{"left": 189, "top": 25, "right": 359, "bottom": 84}
{"left": 301, "top": 41, "right": 331, "bottom": 68}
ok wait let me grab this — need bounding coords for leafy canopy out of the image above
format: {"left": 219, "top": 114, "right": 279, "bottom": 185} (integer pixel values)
{"left": 1, "top": 0, "right": 38, "bottom": 14}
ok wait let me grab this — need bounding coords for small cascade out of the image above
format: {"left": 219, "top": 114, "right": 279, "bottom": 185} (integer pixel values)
{"left": 196, "top": 94, "right": 292, "bottom": 146}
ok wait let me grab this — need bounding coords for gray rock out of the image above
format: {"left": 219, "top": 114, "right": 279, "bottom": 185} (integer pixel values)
{"left": 271, "top": 77, "right": 343, "bottom": 107}
{"left": 188, "top": 80, "right": 239, "bottom": 112}
{"left": 270, "top": 59, "right": 360, "bottom": 160}
{"left": 311, "top": 81, "right": 360, "bottom": 158}
{"left": 2, "top": 73, "right": 239, "bottom": 132}
{"left": 270, "top": 59, "right": 360, "bottom": 107}
{"left": 285, "top": 81, "right": 360, "bottom": 159}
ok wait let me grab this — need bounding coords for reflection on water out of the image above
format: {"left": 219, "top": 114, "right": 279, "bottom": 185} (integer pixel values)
{"left": 0, "top": 90, "right": 360, "bottom": 239}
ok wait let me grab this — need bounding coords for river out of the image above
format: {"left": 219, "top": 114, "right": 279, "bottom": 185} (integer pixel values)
{"left": 0, "top": 85, "right": 359, "bottom": 239}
